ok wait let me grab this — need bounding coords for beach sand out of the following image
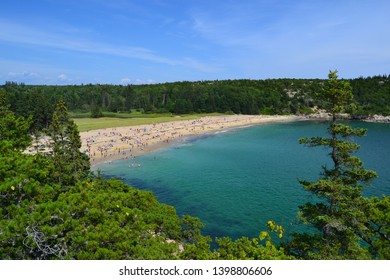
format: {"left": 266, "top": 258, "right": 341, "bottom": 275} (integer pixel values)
{"left": 80, "top": 115, "right": 301, "bottom": 167}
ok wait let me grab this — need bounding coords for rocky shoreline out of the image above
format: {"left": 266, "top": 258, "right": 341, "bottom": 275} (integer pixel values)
{"left": 302, "top": 113, "right": 390, "bottom": 123}
{"left": 360, "top": 114, "right": 390, "bottom": 123}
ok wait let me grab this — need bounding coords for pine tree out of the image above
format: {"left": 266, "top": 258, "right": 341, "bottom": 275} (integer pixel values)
{"left": 46, "top": 100, "right": 90, "bottom": 186}
{"left": 287, "top": 71, "right": 389, "bottom": 259}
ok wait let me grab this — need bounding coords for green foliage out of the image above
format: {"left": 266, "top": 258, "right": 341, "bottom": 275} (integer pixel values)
{"left": 214, "top": 221, "right": 293, "bottom": 260}
{"left": 0, "top": 137, "right": 206, "bottom": 259}
{"left": 90, "top": 105, "right": 104, "bottom": 118}
{"left": 360, "top": 195, "right": 390, "bottom": 259}
{"left": 0, "top": 93, "right": 32, "bottom": 153}
{"left": 0, "top": 106, "right": 60, "bottom": 259}
{"left": 46, "top": 100, "right": 90, "bottom": 186}
{"left": 0, "top": 176, "right": 188, "bottom": 259}
{"left": 289, "top": 71, "right": 389, "bottom": 259}
{"left": 0, "top": 79, "right": 320, "bottom": 123}
{"left": 3, "top": 76, "right": 390, "bottom": 132}
{"left": 6, "top": 79, "right": 389, "bottom": 260}
{"left": 0, "top": 94, "right": 296, "bottom": 260}
{"left": 0, "top": 101, "right": 210, "bottom": 259}
{"left": 349, "top": 75, "right": 390, "bottom": 116}
{"left": 321, "top": 71, "right": 353, "bottom": 115}
{"left": 42, "top": 178, "right": 188, "bottom": 259}
{"left": 178, "top": 215, "right": 213, "bottom": 260}
{"left": 260, "top": 220, "right": 285, "bottom": 241}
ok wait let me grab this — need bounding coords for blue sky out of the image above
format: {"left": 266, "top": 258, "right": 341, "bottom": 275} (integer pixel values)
{"left": 1, "top": 0, "right": 389, "bottom": 85}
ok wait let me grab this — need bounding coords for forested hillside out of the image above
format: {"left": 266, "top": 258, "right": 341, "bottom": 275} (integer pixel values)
{"left": 2, "top": 75, "right": 389, "bottom": 132}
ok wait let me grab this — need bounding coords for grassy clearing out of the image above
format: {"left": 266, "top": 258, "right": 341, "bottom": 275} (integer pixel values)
{"left": 73, "top": 112, "right": 225, "bottom": 131}
{"left": 70, "top": 111, "right": 173, "bottom": 119}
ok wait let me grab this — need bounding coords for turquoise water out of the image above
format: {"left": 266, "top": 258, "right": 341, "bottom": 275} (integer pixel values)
{"left": 96, "top": 120, "right": 390, "bottom": 241}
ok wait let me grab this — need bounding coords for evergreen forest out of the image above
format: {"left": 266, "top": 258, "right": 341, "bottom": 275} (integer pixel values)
{"left": 1, "top": 75, "right": 390, "bottom": 132}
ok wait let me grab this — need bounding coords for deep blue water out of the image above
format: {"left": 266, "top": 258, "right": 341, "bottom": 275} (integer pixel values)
{"left": 95, "top": 120, "right": 390, "bottom": 241}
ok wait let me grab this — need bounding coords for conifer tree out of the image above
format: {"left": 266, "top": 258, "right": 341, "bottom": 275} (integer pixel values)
{"left": 289, "top": 71, "right": 389, "bottom": 259}
{"left": 46, "top": 99, "right": 90, "bottom": 186}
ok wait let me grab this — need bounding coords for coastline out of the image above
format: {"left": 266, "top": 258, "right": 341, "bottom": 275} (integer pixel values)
{"left": 300, "top": 112, "right": 390, "bottom": 123}
{"left": 80, "top": 114, "right": 302, "bottom": 168}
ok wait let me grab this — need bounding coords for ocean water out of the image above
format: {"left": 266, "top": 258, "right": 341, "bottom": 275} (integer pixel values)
{"left": 96, "top": 120, "right": 390, "bottom": 241}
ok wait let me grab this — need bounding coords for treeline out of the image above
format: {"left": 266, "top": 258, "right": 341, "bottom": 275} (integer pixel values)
{"left": 2, "top": 75, "right": 390, "bottom": 131}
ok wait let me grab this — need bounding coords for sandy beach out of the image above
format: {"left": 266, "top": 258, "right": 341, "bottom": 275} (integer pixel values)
{"left": 80, "top": 114, "right": 301, "bottom": 167}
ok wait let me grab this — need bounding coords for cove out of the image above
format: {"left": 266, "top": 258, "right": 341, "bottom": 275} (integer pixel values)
{"left": 96, "top": 120, "right": 390, "bottom": 241}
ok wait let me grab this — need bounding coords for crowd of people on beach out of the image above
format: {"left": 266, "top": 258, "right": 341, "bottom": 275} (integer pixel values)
{"left": 80, "top": 115, "right": 298, "bottom": 166}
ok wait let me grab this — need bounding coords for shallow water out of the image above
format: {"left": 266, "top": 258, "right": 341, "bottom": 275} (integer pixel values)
{"left": 96, "top": 120, "right": 390, "bottom": 240}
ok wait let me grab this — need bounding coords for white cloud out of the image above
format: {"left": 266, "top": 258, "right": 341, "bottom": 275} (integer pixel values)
{"left": 120, "top": 77, "right": 131, "bottom": 85}
{"left": 134, "top": 79, "right": 157, "bottom": 85}
{"left": 2, "top": 71, "right": 41, "bottom": 83}
{"left": 119, "top": 77, "right": 158, "bottom": 85}
{"left": 1, "top": 21, "right": 188, "bottom": 67}
{"left": 58, "top": 74, "right": 68, "bottom": 81}
{"left": 7, "top": 71, "right": 39, "bottom": 78}
{"left": 0, "top": 19, "right": 220, "bottom": 76}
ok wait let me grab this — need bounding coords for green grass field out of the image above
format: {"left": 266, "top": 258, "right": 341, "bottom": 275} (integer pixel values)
{"left": 72, "top": 112, "right": 224, "bottom": 131}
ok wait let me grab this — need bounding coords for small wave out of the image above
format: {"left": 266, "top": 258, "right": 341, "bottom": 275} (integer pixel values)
{"left": 238, "top": 125, "right": 253, "bottom": 129}
{"left": 215, "top": 130, "right": 229, "bottom": 134}
{"left": 128, "top": 163, "right": 141, "bottom": 168}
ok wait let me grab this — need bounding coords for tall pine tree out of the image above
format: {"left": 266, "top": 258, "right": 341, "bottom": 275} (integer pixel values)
{"left": 288, "top": 71, "right": 388, "bottom": 259}
{"left": 46, "top": 100, "right": 90, "bottom": 186}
